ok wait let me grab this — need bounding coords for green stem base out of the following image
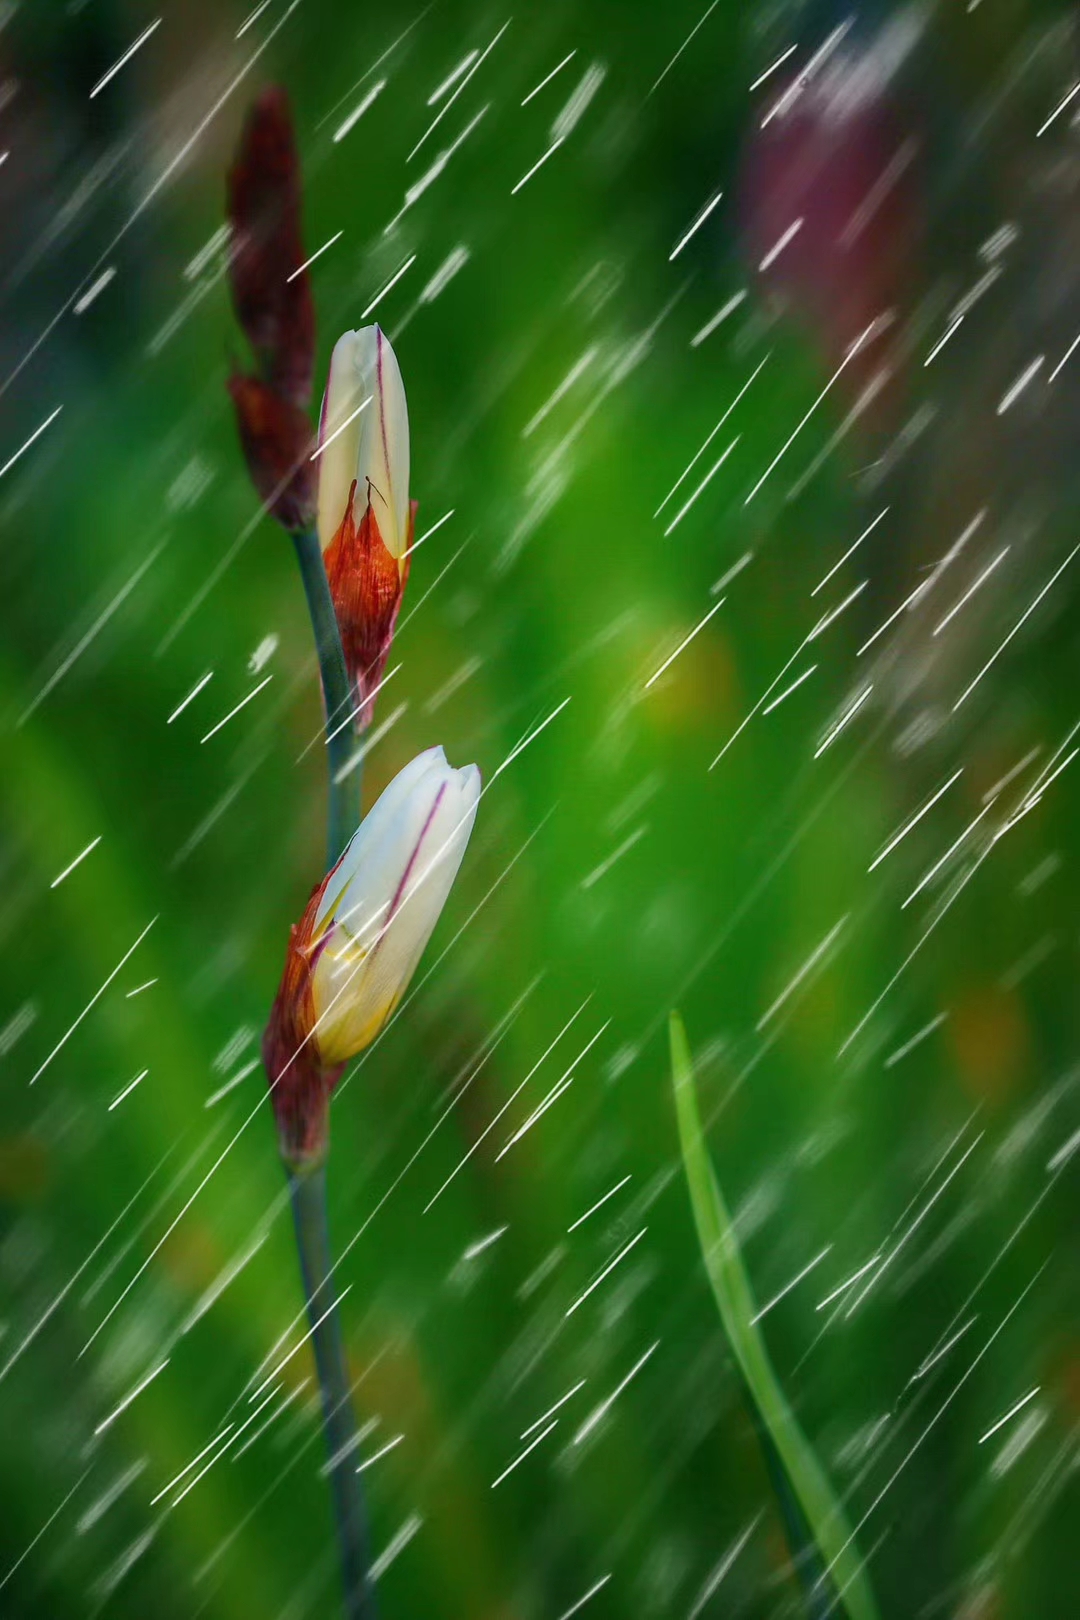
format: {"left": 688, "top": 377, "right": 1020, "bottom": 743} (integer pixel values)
{"left": 289, "top": 1165, "right": 377, "bottom": 1620}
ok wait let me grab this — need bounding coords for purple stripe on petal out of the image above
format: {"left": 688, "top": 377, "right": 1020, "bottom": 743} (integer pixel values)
{"left": 383, "top": 780, "right": 447, "bottom": 933}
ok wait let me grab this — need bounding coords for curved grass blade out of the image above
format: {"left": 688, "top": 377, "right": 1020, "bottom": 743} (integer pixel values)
{"left": 669, "top": 1011, "right": 881, "bottom": 1620}
{"left": 751, "top": 1407, "right": 833, "bottom": 1620}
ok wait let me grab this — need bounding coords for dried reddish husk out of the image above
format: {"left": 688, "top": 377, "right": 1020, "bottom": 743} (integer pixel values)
{"left": 262, "top": 875, "right": 344, "bottom": 1168}
{"left": 228, "top": 372, "right": 317, "bottom": 532}
{"left": 227, "top": 86, "right": 315, "bottom": 408}
{"left": 323, "top": 485, "right": 414, "bottom": 727}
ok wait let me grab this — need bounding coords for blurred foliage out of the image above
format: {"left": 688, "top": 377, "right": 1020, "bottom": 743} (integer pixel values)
{"left": 1, "top": 1, "right": 1079, "bottom": 1618}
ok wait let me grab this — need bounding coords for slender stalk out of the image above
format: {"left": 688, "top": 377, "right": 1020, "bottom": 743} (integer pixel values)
{"left": 289, "top": 1166, "right": 377, "bottom": 1620}
{"left": 285, "top": 531, "right": 374, "bottom": 1614}
{"left": 290, "top": 525, "right": 360, "bottom": 865}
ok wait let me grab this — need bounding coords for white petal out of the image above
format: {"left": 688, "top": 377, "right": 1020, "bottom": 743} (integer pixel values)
{"left": 316, "top": 330, "right": 368, "bottom": 552}
{"left": 359, "top": 761, "right": 479, "bottom": 990}
{"left": 311, "top": 754, "right": 480, "bottom": 1062}
{"left": 315, "top": 744, "right": 447, "bottom": 931}
{"left": 352, "top": 325, "right": 410, "bottom": 559}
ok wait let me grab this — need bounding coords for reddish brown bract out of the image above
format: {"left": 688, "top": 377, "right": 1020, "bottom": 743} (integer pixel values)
{"left": 228, "top": 373, "right": 317, "bottom": 532}
{"left": 261, "top": 876, "right": 343, "bottom": 1167}
{"left": 323, "top": 484, "right": 414, "bottom": 727}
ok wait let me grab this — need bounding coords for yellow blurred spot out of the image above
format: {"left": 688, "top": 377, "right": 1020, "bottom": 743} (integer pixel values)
{"left": 157, "top": 1221, "right": 224, "bottom": 1296}
{"left": 0, "top": 1135, "right": 50, "bottom": 1202}
{"left": 643, "top": 626, "right": 739, "bottom": 732}
{"left": 947, "top": 984, "right": 1030, "bottom": 1105}
{"left": 955, "top": 1583, "right": 1001, "bottom": 1620}
{"left": 785, "top": 970, "right": 842, "bottom": 1056}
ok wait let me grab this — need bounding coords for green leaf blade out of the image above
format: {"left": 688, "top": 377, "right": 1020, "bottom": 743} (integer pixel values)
{"left": 670, "top": 1012, "right": 882, "bottom": 1620}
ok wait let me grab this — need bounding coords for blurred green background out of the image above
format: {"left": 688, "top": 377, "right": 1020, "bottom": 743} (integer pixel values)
{"left": 1, "top": 0, "right": 1079, "bottom": 1616}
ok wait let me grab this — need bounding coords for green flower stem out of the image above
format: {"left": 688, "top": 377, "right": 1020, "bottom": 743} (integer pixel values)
{"left": 285, "top": 534, "right": 374, "bottom": 1615}
{"left": 290, "top": 525, "right": 360, "bottom": 866}
{"left": 289, "top": 1165, "right": 377, "bottom": 1620}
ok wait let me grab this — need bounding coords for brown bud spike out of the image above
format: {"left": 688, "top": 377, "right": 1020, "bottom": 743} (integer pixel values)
{"left": 227, "top": 86, "right": 315, "bottom": 408}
